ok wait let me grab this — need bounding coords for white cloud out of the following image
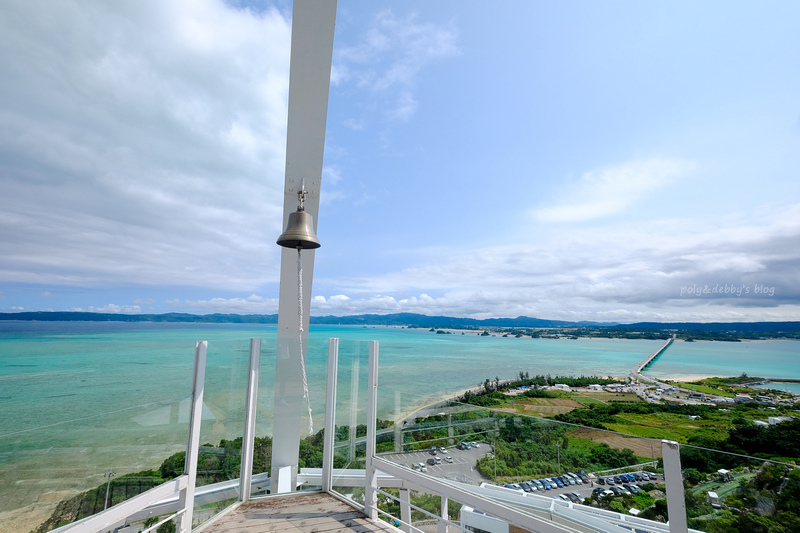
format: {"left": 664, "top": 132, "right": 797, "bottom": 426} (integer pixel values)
{"left": 312, "top": 203, "right": 800, "bottom": 322}
{"left": 178, "top": 294, "right": 279, "bottom": 313}
{"left": 86, "top": 303, "right": 142, "bottom": 314}
{"left": 0, "top": 0, "right": 291, "bottom": 290}
{"left": 333, "top": 10, "right": 459, "bottom": 121}
{"left": 533, "top": 158, "right": 697, "bottom": 223}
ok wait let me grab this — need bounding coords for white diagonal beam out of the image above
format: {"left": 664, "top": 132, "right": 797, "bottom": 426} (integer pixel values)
{"left": 271, "top": 0, "right": 337, "bottom": 493}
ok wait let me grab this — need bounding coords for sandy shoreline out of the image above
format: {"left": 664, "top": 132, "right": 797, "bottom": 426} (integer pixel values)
{"left": 664, "top": 375, "right": 716, "bottom": 383}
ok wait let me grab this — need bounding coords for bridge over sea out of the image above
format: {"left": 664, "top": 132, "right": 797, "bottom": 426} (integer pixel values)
{"left": 630, "top": 336, "right": 675, "bottom": 385}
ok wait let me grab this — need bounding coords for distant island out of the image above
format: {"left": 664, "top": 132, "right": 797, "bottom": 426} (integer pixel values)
{"left": 1, "top": 311, "right": 799, "bottom": 340}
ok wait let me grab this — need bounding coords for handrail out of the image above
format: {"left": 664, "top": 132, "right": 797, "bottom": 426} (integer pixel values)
{"left": 50, "top": 476, "right": 189, "bottom": 533}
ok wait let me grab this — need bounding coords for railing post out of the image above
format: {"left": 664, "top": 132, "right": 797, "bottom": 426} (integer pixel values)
{"left": 438, "top": 496, "right": 448, "bottom": 533}
{"left": 322, "top": 338, "right": 339, "bottom": 492}
{"left": 239, "top": 338, "right": 261, "bottom": 502}
{"left": 364, "top": 341, "right": 379, "bottom": 520}
{"left": 662, "top": 439, "right": 688, "bottom": 533}
{"left": 394, "top": 390, "right": 403, "bottom": 452}
{"left": 176, "top": 341, "right": 207, "bottom": 533}
{"left": 348, "top": 354, "right": 360, "bottom": 462}
{"left": 399, "top": 488, "right": 411, "bottom": 533}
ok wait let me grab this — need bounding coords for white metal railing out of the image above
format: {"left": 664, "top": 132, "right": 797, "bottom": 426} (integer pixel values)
{"left": 50, "top": 342, "right": 208, "bottom": 533}
{"left": 360, "top": 340, "right": 704, "bottom": 533}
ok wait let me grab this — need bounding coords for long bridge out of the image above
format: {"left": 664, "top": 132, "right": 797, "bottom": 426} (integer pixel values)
{"left": 630, "top": 335, "right": 675, "bottom": 385}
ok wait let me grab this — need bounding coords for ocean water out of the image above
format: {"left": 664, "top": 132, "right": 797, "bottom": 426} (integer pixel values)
{"left": 2, "top": 323, "right": 799, "bottom": 437}
{"left": 642, "top": 339, "right": 800, "bottom": 382}
{"left": 0, "top": 321, "right": 797, "bottom": 519}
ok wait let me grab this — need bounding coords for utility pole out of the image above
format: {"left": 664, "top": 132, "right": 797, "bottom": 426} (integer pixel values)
{"left": 556, "top": 442, "right": 561, "bottom": 474}
{"left": 103, "top": 469, "right": 115, "bottom": 510}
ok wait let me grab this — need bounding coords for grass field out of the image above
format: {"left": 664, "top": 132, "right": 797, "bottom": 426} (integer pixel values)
{"left": 603, "top": 412, "right": 732, "bottom": 443}
{"left": 671, "top": 382, "right": 735, "bottom": 398}
{"left": 502, "top": 391, "right": 642, "bottom": 417}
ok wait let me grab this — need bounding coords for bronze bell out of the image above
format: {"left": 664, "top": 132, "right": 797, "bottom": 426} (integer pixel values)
{"left": 277, "top": 207, "right": 321, "bottom": 249}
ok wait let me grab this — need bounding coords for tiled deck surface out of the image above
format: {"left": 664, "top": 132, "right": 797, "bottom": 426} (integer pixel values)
{"left": 198, "top": 492, "right": 400, "bottom": 533}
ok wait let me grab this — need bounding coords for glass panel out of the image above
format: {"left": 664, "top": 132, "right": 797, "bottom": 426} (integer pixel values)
{"left": 188, "top": 339, "right": 251, "bottom": 529}
{"left": 0, "top": 397, "right": 190, "bottom": 532}
{"left": 329, "top": 339, "right": 370, "bottom": 504}
{"left": 679, "top": 441, "right": 797, "bottom": 533}
{"left": 376, "top": 387, "right": 686, "bottom": 532}
{"left": 249, "top": 338, "right": 275, "bottom": 497}
{"left": 0, "top": 331, "right": 195, "bottom": 533}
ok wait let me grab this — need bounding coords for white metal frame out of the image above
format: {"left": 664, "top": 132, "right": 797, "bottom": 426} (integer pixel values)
{"left": 322, "top": 337, "right": 339, "bottom": 492}
{"left": 239, "top": 338, "right": 261, "bottom": 502}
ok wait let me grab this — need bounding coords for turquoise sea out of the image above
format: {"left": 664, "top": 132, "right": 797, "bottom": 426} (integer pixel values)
{"left": 0, "top": 321, "right": 798, "bottom": 522}
{"left": 2, "top": 323, "right": 800, "bottom": 437}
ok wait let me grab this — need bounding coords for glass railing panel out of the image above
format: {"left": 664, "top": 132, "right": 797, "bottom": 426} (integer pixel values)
{"left": 678, "top": 442, "right": 795, "bottom": 533}
{"left": 0, "top": 396, "right": 191, "bottom": 533}
{"left": 187, "top": 338, "right": 251, "bottom": 528}
{"left": 376, "top": 388, "right": 686, "bottom": 531}
{"left": 248, "top": 338, "right": 275, "bottom": 497}
{"left": 329, "top": 339, "right": 371, "bottom": 504}
{"left": 0, "top": 330, "right": 201, "bottom": 533}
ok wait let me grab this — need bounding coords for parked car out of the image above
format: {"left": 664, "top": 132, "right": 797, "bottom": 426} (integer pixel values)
{"left": 623, "top": 484, "right": 639, "bottom": 494}
{"left": 577, "top": 470, "right": 590, "bottom": 483}
{"left": 570, "top": 492, "right": 585, "bottom": 503}
{"left": 592, "top": 487, "right": 606, "bottom": 496}
{"left": 445, "top": 456, "right": 453, "bottom": 463}
{"left": 558, "top": 494, "right": 570, "bottom": 502}
{"left": 639, "top": 472, "right": 649, "bottom": 481}
{"left": 439, "top": 447, "right": 447, "bottom": 453}
{"left": 597, "top": 477, "right": 606, "bottom": 485}
{"left": 435, "top": 457, "right": 442, "bottom": 464}
{"left": 632, "top": 473, "right": 643, "bottom": 481}
{"left": 531, "top": 479, "right": 544, "bottom": 491}
{"left": 553, "top": 477, "right": 564, "bottom": 488}
{"left": 427, "top": 458, "right": 436, "bottom": 466}
{"left": 520, "top": 481, "right": 533, "bottom": 492}
{"left": 565, "top": 493, "right": 580, "bottom": 503}
{"left": 540, "top": 479, "right": 552, "bottom": 490}
{"left": 605, "top": 477, "right": 615, "bottom": 485}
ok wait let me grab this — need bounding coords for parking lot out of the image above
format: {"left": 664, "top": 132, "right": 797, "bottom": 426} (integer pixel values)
{"left": 380, "top": 443, "right": 493, "bottom": 484}
{"left": 375, "top": 447, "right": 661, "bottom": 504}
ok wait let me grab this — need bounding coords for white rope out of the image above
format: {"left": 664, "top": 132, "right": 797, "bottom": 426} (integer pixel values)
{"left": 297, "top": 248, "right": 313, "bottom": 434}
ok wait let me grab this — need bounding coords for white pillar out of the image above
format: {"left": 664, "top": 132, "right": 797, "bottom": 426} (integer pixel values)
{"left": 271, "top": 0, "right": 337, "bottom": 493}
{"left": 662, "top": 439, "right": 688, "bottom": 533}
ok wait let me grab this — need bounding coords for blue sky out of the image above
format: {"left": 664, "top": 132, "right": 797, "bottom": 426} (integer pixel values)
{"left": 0, "top": 0, "right": 798, "bottom": 322}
